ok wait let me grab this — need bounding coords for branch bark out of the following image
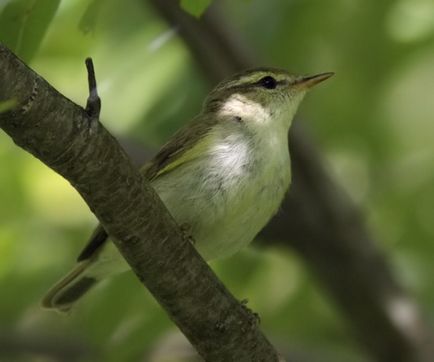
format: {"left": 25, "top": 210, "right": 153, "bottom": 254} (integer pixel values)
{"left": 0, "top": 44, "right": 283, "bottom": 362}
{"left": 146, "top": 1, "right": 434, "bottom": 361}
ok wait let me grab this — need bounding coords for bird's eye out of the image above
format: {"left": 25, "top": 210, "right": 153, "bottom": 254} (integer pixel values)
{"left": 258, "top": 76, "right": 277, "bottom": 89}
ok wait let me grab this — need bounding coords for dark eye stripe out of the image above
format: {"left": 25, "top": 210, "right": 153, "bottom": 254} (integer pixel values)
{"left": 225, "top": 77, "right": 286, "bottom": 92}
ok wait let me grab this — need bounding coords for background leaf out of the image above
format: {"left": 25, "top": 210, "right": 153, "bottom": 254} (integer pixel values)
{"left": 0, "top": 0, "right": 61, "bottom": 62}
{"left": 180, "top": 0, "right": 212, "bottom": 18}
{"left": 78, "top": 0, "right": 103, "bottom": 34}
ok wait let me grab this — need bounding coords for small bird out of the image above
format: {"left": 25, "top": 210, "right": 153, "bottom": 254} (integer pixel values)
{"left": 42, "top": 68, "right": 333, "bottom": 311}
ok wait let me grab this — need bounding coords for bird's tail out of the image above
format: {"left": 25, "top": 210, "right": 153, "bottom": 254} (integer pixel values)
{"left": 42, "top": 242, "right": 129, "bottom": 312}
{"left": 41, "top": 260, "right": 101, "bottom": 312}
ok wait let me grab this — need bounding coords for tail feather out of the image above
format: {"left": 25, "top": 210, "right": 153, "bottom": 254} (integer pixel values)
{"left": 42, "top": 241, "right": 130, "bottom": 312}
{"left": 41, "top": 260, "right": 99, "bottom": 312}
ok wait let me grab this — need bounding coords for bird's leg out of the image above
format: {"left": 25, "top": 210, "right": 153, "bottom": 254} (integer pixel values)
{"left": 214, "top": 299, "right": 261, "bottom": 333}
{"left": 180, "top": 223, "right": 195, "bottom": 245}
{"left": 240, "top": 298, "right": 261, "bottom": 327}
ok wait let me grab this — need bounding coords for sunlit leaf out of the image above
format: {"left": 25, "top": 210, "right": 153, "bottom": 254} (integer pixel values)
{"left": 78, "top": 0, "right": 103, "bottom": 34}
{"left": 0, "top": 0, "right": 60, "bottom": 62}
{"left": 180, "top": 0, "right": 212, "bottom": 18}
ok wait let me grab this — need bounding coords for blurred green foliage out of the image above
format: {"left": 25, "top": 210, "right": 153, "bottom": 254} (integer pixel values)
{"left": 180, "top": 0, "right": 212, "bottom": 18}
{"left": 1, "top": 0, "right": 434, "bottom": 361}
{"left": 0, "top": 0, "right": 60, "bottom": 62}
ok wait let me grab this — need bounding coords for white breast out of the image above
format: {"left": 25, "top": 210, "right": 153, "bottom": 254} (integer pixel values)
{"left": 152, "top": 122, "right": 291, "bottom": 261}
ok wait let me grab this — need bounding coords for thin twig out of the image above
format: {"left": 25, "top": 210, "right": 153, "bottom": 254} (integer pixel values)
{"left": 85, "top": 57, "right": 101, "bottom": 120}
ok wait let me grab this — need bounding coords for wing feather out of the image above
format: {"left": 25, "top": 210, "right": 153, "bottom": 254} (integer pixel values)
{"left": 141, "top": 115, "right": 214, "bottom": 180}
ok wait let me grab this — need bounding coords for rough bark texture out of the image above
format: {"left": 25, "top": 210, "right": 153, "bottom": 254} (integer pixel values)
{"left": 146, "top": 1, "right": 434, "bottom": 361}
{"left": 0, "top": 44, "right": 283, "bottom": 362}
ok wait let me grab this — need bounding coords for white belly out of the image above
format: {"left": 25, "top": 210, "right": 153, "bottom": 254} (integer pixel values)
{"left": 152, "top": 128, "right": 291, "bottom": 260}
{"left": 92, "top": 126, "right": 291, "bottom": 279}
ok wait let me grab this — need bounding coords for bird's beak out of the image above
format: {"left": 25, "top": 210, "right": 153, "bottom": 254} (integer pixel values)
{"left": 294, "top": 72, "right": 334, "bottom": 89}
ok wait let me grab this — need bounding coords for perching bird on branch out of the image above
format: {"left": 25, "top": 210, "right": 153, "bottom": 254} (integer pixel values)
{"left": 42, "top": 68, "right": 333, "bottom": 311}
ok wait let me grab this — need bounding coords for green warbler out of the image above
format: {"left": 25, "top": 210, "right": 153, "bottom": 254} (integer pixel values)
{"left": 42, "top": 68, "right": 333, "bottom": 311}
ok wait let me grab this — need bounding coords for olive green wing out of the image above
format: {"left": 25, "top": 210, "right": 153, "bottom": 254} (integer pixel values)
{"left": 141, "top": 115, "right": 215, "bottom": 181}
{"left": 77, "top": 115, "right": 215, "bottom": 262}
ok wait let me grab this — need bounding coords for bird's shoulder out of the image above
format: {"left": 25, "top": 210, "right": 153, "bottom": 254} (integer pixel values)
{"left": 141, "top": 114, "right": 217, "bottom": 180}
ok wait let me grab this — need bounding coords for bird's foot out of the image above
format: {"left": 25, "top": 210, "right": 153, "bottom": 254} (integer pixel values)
{"left": 240, "top": 298, "right": 261, "bottom": 327}
{"left": 180, "top": 223, "right": 195, "bottom": 245}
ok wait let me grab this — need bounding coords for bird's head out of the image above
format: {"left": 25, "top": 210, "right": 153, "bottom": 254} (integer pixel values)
{"left": 204, "top": 68, "right": 333, "bottom": 130}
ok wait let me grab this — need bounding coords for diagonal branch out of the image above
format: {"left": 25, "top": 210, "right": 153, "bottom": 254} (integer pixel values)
{"left": 0, "top": 43, "right": 283, "bottom": 362}
{"left": 146, "top": 1, "right": 434, "bottom": 361}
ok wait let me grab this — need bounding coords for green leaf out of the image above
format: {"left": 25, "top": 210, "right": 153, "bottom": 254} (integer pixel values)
{"left": 78, "top": 0, "right": 103, "bottom": 34}
{"left": 0, "top": 99, "right": 17, "bottom": 113}
{"left": 0, "top": 0, "right": 61, "bottom": 62}
{"left": 180, "top": 0, "right": 212, "bottom": 18}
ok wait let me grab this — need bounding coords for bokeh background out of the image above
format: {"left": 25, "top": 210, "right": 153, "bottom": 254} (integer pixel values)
{"left": 1, "top": 0, "right": 434, "bottom": 361}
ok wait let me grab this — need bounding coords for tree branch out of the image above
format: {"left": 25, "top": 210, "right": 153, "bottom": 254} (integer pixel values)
{"left": 0, "top": 44, "right": 283, "bottom": 362}
{"left": 146, "top": 1, "right": 434, "bottom": 361}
